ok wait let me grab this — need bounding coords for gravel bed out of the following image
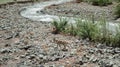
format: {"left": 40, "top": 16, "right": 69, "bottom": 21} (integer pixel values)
{"left": 0, "top": 1, "right": 120, "bottom": 67}
{"left": 42, "top": 1, "right": 119, "bottom": 22}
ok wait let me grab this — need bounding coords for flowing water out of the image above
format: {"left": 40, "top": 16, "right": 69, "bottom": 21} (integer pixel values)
{"left": 20, "top": 0, "right": 73, "bottom": 22}
{"left": 20, "top": 0, "right": 119, "bottom": 33}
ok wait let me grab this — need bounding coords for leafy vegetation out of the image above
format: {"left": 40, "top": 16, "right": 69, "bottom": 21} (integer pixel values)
{"left": 51, "top": 17, "right": 120, "bottom": 47}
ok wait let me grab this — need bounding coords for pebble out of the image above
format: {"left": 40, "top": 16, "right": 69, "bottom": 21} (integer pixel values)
{"left": 0, "top": 48, "right": 12, "bottom": 53}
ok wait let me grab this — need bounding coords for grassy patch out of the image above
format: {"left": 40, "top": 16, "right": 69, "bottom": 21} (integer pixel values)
{"left": 51, "top": 17, "right": 120, "bottom": 47}
{"left": 51, "top": 18, "right": 68, "bottom": 34}
{"left": 114, "top": 3, "right": 120, "bottom": 19}
{"left": 75, "top": 18, "right": 100, "bottom": 41}
{"left": 76, "top": 0, "right": 113, "bottom": 6}
{"left": 0, "top": 0, "right": 14, "bottom": 4}
{"left": 0, "top": 0, "right": 40, "bottom": 4}
{"left": 75, "top": 0, "right": 83, "bottom": 3}
{"left": 88, "top": 0, "right": 112, "bottom": 6}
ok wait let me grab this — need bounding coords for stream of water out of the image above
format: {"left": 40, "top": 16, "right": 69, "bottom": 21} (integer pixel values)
{"left": 20, "top": 0, "right": 74, "bottom": 22}
{"left": 20, "top": 0, "right": 119, "bottom": 33}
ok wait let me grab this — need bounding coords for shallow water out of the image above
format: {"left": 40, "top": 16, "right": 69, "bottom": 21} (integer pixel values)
{"left": 20, "top": 0, "right": 119, "bottom": 33}
{"left": 20, "top": 0, "right": 73, "bottom": 22}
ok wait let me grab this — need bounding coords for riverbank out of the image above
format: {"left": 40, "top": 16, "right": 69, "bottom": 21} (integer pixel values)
{"left": 43, "top": 1, "right": 120, "bottom": 22}
{"left": 0, "top": 0, "right": 120, "bottom": 67}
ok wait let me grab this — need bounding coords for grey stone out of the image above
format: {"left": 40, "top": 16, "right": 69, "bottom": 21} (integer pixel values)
{"left": 38, "top": 54, "right": 44, "bottom": 59}
{"left": 0, "top": 48, "right": 12, "bottom": 53}
{"left": 29, "top": 54, "right": 36, "bottom": 59}
{"left": 20, "top": 55, "right": 26, "bottom": 58}
{"left": 76, "top": 61, "right": 84, "bottom": 65}
{"left": 70, "top": 49, "right": 77, "bottom": 55}
{"left": 114, "top": 48, "right": 120, "bottom": 53}
{"left": 5, "top": 35, "right": 13, "bottom": 40}
{"left": 39, "top": 65, "right": 44, "bottom": 67}
{"left": 113, "top": 65, "right": 118, "bottom": 67}
{"left": 19, "top": 45, "right": 33, "bottom": 50}
{"left": 43, "top": 56, "right": 47, "bottom": 60}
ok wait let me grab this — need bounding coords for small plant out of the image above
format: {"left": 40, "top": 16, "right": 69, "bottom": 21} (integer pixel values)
{"left": 88, "top": 0, "right": 112, "bottom": 6}
{"left": 51, "top": 18, "right": 68, "bottom": 34}
{"left": 115, "top": 3, "right": 120, "bottom": 19}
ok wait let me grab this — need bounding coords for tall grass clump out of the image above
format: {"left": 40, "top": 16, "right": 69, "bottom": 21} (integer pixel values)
{"left": 51, "top": 18, "right": 68, "bottom": 34}
{"left": 65, "top": 23, "right": 78, "bottom": 36}
{"left": 116, "top": 0, "right": 120, "bottom": 2}
{"left": 115, "top": 3, "right": 120, "bottom": 19}
{"left": 51, "top": 17, "right": 120, "bottom": 47}
{"left": 107, "top": 24, "right": 120, "bottom": 47}
{"left": 97, "top": 19, "right": 112, "bottom": 44}
{"left": 76, "top": 0, "right": 83, "bottom": 3}
{"left": 88, "top": 0, "right": 112, "bottom": 6}
{"left": 75, "top": 19, "right": 100, "bottom": 41}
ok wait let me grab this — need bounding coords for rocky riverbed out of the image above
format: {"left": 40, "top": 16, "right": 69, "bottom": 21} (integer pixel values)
{"left": 0, "top": 0, "right": 120, "bottom": 67}
{"left": 43, "top": 1, "right": 120, "bottom": 22}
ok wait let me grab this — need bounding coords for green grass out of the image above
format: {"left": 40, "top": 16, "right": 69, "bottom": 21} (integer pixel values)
{"left": 87, "top": 0, "right": 112, "bottom": 6}
{"left": 51, "top": 17, "right": 120, "bottom": 47}
{"left": 115, "top": 3, "right": 120, "bottom": 18}
{"left": 51, "top": 18, "right": 68, "bottom": 34}
{"left": 0, "top": 0, "right": 40, "bottom": 4}
{"left": 0, "top": 0, "right": 14, "bottom": 4}
{"left": 76, "top": 0, "right": 113, "bottom": 6}
{"left": 75, "top": 19, "right": 100, "bottom": 41}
